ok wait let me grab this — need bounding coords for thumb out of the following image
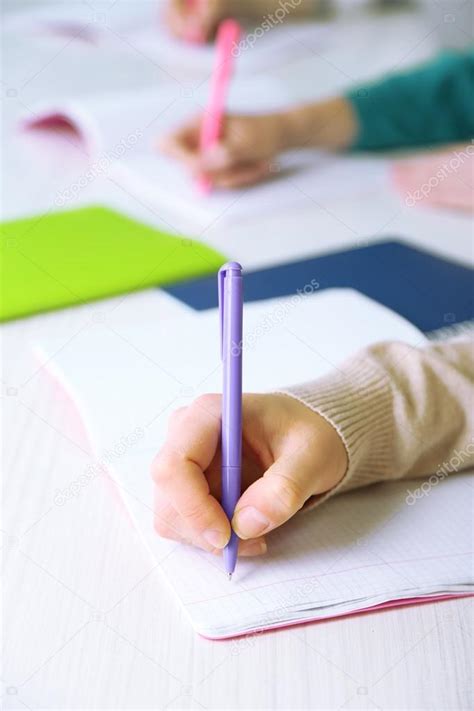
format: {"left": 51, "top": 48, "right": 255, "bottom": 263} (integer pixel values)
{"left": 231, "top": 453, "right": 315, "bottom": 540}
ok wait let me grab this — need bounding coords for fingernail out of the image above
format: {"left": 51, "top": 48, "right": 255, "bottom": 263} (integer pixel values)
{"left": 203, "top": 529, "right": 228, "bottom": 549}
{"left": 233, "top": 507, "right": 270, "bottom": 539}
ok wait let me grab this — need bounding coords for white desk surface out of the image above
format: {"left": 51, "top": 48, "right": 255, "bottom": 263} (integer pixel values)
{"left": 2, "top": 2, "right": 473, "bottom": 709}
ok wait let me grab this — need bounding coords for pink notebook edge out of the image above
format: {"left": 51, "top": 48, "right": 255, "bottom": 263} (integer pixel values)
{"left": 200, "top": 593, "right": 474, "bottom": 641}
{"left": 33, "top": 345, "right": 474, "bottom": 641}
{"left": 20, "top": 107, "right": 101, "bottom": 158}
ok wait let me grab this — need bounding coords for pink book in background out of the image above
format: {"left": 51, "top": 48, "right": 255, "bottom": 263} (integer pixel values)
{"left": 392, "top": 146, "right": 474, "bottom": 213}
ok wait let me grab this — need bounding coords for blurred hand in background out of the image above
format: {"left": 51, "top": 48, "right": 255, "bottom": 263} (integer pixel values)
{"left": 165, "top": 0, "right": 224, "bottom": 43}
{"left": 159, "top": 98, "right": 355, "bottom": 188}
{"left": 164, "top": 0, "right": 319, "bottom": 42}
{"left": 159, "top": 50, "right": 474, "bottom": 199}
{"left": 160, "top": 112, "right": 292, "bottom": 188}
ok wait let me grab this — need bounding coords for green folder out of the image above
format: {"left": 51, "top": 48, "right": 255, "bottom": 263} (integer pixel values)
{"left": 0, "top": 206, "right": 226, "bottom": 321}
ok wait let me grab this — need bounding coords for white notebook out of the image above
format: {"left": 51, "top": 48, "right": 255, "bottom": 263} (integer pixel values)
{"left": 34, "top": 289, "right": 473, "bottom": 638}
{"left": 22, "top": 82, "right": 388, "bottom": 230}
{"left": 4, "top": 1, "right": 330, "bottom": 75}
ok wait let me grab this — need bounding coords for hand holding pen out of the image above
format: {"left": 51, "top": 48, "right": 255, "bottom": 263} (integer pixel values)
{"left": 151, "top": 394, "right": 347, "bottom": 564}
{"left": 160, "top": 8, "right": 286, "bottom": 192}
{"left": 150, "top": 266, "right": 347, "bottom": 577}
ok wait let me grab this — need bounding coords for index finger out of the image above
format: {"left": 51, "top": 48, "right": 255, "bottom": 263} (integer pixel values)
{"left": 151, "top": 394, "right": 231, "bottom": 549}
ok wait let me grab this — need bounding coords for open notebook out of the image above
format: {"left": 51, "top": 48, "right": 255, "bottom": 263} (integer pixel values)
{"left": 4, "top": 1, "right": 330, "bottom": 75}
{"left": 21, "top": 81, "right": 388, "bottom": 229}
{"left": 34, "top": 289, "right": 473, "bottom": 638}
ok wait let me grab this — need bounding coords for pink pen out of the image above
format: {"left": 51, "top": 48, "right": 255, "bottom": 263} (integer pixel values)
{"left": 198, "top": 18, "right": 241, "bottom": 194}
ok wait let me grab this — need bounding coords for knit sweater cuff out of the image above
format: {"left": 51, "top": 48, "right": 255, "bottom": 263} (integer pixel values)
{"left": 278, "top": 354, "right": 394, "bottom": 506}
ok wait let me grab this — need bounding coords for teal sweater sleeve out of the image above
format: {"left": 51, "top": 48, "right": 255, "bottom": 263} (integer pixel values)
{"left": 347, "top": 50, "right": 474, "bottom": 151}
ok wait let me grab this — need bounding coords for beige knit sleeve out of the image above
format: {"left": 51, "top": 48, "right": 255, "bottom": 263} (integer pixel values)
{"left": 279, "top": 339, "right": 474, "bottom": 502}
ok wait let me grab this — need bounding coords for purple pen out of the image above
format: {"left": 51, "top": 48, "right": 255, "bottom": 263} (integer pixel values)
{"left": 218, "top": 262, "right": 243, "bottom": 580}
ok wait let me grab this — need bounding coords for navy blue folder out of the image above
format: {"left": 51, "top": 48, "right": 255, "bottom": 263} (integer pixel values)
{"left": 164, "top": 240, "right": 473, "bottom": 334}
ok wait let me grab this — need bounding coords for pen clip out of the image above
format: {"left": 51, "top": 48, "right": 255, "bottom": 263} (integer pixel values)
{"left": 218, "top": 266, "right": 226, "bottom": 360}
{"left": 218, "top": 262, "right": 242, "bottom": 360}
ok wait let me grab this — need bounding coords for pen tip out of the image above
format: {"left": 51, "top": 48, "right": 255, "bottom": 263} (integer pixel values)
{"left": 228, "top": 573, "right": 232, "bottom": 582}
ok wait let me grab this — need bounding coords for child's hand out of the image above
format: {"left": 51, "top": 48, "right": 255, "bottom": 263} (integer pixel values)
{"left": 159, "top": 99, "right": 356, "bottom": 189}
{"left": 165, "top": 0, "right": 227, "bottom": 43}
{"left": 151, "top": 393, "right": 347, "bottom": 556}
{"left": 164, "top": 1, "right": 320, "bottom": 42}
{"left": 159, "top": 113, "right": 285, "bottom": 189}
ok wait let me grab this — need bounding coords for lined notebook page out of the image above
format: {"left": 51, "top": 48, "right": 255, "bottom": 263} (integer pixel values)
{"left": 33, "top": 289, "right": 472, "bottom": 638}
{"left": 150, "top": 473, "right": 474, "bottom": 637}
{"left": 108, "top": 444, "right": 473, "bottom": 638}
